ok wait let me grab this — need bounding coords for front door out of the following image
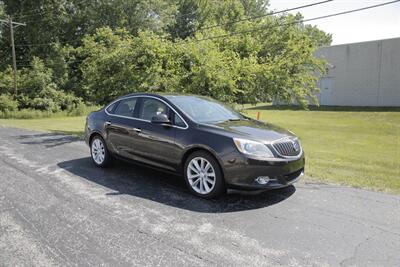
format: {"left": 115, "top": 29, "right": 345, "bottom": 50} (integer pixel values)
{"left": 129, "top": 97, "right": 180, "bottom": 171}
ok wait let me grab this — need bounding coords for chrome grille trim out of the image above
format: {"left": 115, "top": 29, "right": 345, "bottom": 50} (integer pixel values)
{"left": 271, "top": 137, "right": 302, "bottom": 158}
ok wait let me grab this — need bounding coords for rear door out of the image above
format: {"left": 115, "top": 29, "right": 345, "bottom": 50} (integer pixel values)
{"left": 105, "top": 97, "right": 140, "bottom": 160}
{"left": 129, "top": 97, "right": 181, "bottom": 171}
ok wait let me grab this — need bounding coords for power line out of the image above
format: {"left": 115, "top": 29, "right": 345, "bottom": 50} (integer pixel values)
{"left": 11, "top": 0, "right": 400, "bottom": 51}
{"left": 15, "top": 39, "right": 81, "bottom": 47}
{"left": 12, "top": 0, "right": 327, "bottom": 33}
{"left": 12, "top": 0, "right": 332, "bottom": 48}
{"left": 196, "top": 0, "right": 333, "bottom": 32}
{"left": 17, "top": 8, "right": 200, "bottom": 30}
{"left": 13, "top": 0, "right": 89, "bottom": 19}
{"left": 14, "top": 0, "right": 201, "bottom": 23}
{"left": 193, "top": 0, "right": 400, "bottom": 42}
{"left": 10, "top": 0, "right": 331, "bottom": 47}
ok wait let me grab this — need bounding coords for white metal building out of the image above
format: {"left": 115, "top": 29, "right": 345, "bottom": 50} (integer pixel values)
{"left": 315, "top": 37, "right": 400, "bottom": 106}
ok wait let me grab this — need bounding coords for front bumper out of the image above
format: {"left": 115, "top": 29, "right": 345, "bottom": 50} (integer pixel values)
{"left": 222, "top": 151, "right": 305, "bottom": 190}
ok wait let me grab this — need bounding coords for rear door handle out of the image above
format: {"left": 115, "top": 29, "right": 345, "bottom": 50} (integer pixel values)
{"left": 133, "top": 128, "right": 142, "bottom": 133}
{"left": 105, "top": 121, "right": 111, "bottom": 126}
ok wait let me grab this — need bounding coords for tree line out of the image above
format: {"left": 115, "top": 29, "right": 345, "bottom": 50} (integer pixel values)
{"left": 0, "top": 0, "right": 331, "bottom": 113}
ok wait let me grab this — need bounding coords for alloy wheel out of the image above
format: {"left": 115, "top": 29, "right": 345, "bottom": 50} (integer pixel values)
{"left": 187, "top": 157, "right": 216, "bottom": 194}
{"left": 91, "top": 138, "right": 105, "bottom": 165}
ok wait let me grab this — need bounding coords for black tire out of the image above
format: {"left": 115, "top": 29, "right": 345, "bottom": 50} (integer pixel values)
{"left": 183, "top": 151, "right": 226, "bottom": 199}
{"left": 90, "top": 135, "right": 112, "bottom": 168}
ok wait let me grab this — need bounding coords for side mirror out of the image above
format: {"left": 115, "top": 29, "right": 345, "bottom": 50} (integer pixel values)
{"left": 151, "top": 114, "right": 171, "bottom": 125}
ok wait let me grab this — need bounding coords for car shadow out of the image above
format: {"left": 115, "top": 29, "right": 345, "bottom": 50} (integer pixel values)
{"left": 57, "top": 157, "right": 296, "bottom": 213}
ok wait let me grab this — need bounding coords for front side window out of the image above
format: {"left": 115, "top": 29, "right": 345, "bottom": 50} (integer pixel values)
{"left": 174, "top": 113, "right": 186, "bottom": 127}
{"left": 139, "top": 98, "right": 168, "bottom": 121}
{"left": 113, "top": 98, "right": 138, "bottom": 117}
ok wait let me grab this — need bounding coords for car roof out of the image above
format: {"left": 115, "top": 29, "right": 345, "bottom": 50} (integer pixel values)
{"left": 111, "top": 93, "right": 219, "bottom": 109}
{"left": 120, "top": 92, "right": 208, "bottom": 100}
{"left": 124, "top": 92, "right": 192, "bottom": 97}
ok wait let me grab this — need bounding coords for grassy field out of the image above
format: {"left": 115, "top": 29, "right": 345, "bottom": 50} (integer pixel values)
{"left": 0, "top": 116, "right": 87, "bottom": 136}
{"left": 1, "top": 105, "right": 399, "bottom": 194}
{"left": 245, "top": 105, "right": 400, "bottom": 194}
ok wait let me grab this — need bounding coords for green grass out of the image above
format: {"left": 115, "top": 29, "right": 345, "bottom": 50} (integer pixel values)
{"left": 0, "top": 106, "right": 101, "bottom": 119}
{"left": 0, "top": 116, "right": 87, "bottom": 136}
{"left": 1, "top": 104, "right": 399, "bottom": 194}
{"left": 0, "top": 106, "right": 100, "bottom": 136}
{"left": 244, "top": 104, "right": 400, "bottom": 194}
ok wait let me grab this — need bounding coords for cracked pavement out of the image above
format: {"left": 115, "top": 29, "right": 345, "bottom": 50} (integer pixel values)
{"left": 0, "top": 127, "right": 399, "bottom": 266}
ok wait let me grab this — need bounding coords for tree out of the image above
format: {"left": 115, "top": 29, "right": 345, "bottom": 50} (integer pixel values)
{"left": 0, "top": 0, "right": 331, "bottom": 108}
{"left": 240, "top": 0, "right": 269, "bottom": 17}
{"left": 0, "top": 1, "right": 8, "bottom": 64}
{"left": 0, "top": 0, "right": 176, "bottom": 69}
{"left": 167, "top": 0, "right": 200, "bottom": 40}
{"left": 0, "top": 1, "right": 4, "bottom": 17}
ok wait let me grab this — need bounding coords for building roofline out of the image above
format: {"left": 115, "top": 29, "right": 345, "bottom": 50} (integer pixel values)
{"left": 319, "top": 36, "right": 400, "bottom": 49}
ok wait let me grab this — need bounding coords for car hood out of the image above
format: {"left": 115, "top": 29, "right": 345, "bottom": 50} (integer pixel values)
{"left": 201, "top": 119, "right": 295, "bottom": 142}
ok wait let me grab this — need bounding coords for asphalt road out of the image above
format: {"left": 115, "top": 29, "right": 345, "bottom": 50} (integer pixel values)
{"left": 0, "top": 127, "right": 399, "bottom": 267}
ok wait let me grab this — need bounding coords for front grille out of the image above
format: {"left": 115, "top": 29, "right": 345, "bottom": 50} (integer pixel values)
{"left": 272, "top": 138, "right": 301, "bottom": 157}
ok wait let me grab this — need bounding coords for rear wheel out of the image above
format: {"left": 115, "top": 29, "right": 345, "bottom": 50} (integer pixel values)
{"left": 184, "top": 151, "right": 225, "bottom": 199}
{"left": 90, "top": 135, "right": 112, "bottom": 167}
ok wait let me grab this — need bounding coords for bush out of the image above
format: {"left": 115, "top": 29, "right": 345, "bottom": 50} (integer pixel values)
{"left": 0, "top": 94, "right": 18, "bottom": 112}
{"left": 27, "top": 97, "right": 59, "bottom": 112}
{"left": 18, "top": 57, "right": 53, "bottom": 96}
{"left": 66, "top": 102, "right": 90, "bottom": 116}
{"left": 0, "top": 57, "right": 84, "bottom": 113}
{"left": 15, "top": 82, "right": 84, "bottom": 112}
{"left": 59, "top": 93, "right": 84, "bottom": 111}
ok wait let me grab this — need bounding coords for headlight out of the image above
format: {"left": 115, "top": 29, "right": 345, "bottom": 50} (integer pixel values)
{"left": 233, "top": 138, "right": 274, "bottom": 158}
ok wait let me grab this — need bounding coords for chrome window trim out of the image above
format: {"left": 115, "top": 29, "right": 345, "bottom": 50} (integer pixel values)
{"left": 104, "top": 95, "right": 189, "bottom": 130}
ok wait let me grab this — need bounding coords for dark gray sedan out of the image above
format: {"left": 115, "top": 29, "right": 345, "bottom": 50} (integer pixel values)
{"left": 85, "top": 93, "right": 304, "bottom": 198}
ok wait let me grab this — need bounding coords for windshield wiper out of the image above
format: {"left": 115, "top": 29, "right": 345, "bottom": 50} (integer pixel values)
{"left": 217, "top": 118, "right": 247, "bottom": 123}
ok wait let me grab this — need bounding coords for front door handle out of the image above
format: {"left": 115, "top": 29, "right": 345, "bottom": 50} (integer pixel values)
{"left": 105, "top": 121, "right": 111, "bottom": 126}
{"left": 133, "top": 128, "right": 142, "bottom": 133}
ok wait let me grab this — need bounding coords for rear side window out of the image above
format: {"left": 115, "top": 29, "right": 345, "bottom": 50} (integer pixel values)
{"left": 113, "top": 98, "right": 138, "bottom": 117}
{"left": 139, "top": 98, "right": 168, "bottom": 121}
{"left": 106, "top": 102, "right": 117, "bottom": 114}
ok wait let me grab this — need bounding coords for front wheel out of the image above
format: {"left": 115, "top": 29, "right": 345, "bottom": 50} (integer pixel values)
{"left": 184, "top": 151, "right": 225, "bottom": 199}
{"left": 90, "top": 135, "right": 112, "bottom": 167}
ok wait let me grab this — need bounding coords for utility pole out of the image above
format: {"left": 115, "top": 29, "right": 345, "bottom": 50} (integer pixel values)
{"left": 9, "top": 18, "right": 17, "bottom": 96}
{"left": 0, "top": 18, "right": 26, "bottom": 96}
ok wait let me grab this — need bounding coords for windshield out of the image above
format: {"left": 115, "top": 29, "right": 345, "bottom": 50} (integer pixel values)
{"left": 166, "top": 95, "right": 245, "bottom": 123}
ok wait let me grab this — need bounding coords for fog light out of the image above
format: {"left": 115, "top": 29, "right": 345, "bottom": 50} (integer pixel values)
{"left": 255, "top": 176, "right": 270, "bottom": 185}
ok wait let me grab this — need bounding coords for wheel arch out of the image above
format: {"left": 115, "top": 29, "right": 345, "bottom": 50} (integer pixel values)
{"left": 88, "top": 130, "right": 104, "bottom": 146}
{"left": 180, "top": 145, "right": 226, "bottom": 181}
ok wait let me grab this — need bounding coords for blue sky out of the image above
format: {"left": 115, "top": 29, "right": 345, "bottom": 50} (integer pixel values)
{"left": 268, "top": 0, "right": 400, "bottom": 45}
